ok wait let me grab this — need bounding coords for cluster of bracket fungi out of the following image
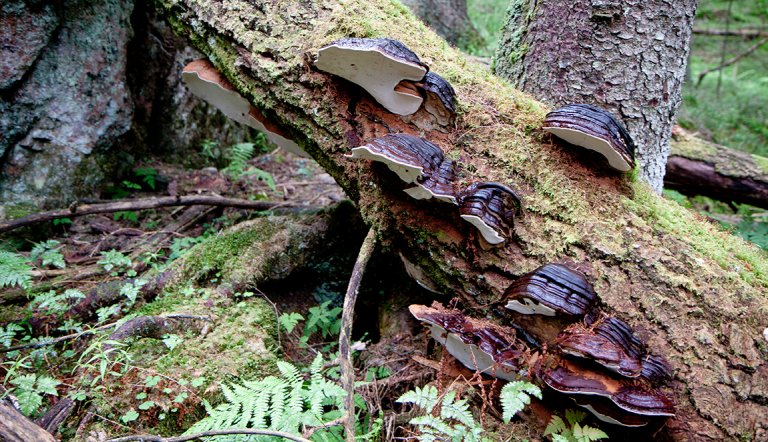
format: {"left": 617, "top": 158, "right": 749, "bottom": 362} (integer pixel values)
{"left": 181, "top": 36, "right": 668, "bottom": 429}
{"left": 410, "top": 263, "right": 676, "bottom": 428}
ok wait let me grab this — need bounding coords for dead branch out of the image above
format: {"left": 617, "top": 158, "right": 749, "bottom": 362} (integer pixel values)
{"left": 0, "top": 195, "right": 316, "bottom": 234}
{"left": 693, "top": 28, "right": 768, "bottom": 37}
{"left": 339, "top": 228, "right": 377, "bottom": 442}
{"left": 697, "top": 35, "right": 768, "bottom": 85}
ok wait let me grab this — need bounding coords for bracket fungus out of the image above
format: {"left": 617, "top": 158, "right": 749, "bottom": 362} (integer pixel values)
{"left": 347, "top": 134, "right": 457, "bottom": 203}
{"left": 417, "top": 72, "right": 456, "bottom": 126}
{"left": 540, "top": 357, "right": 676, "bottom": 419}
{"left": 504, "top": 264, "right": 596, "bottom": 317}
{"left": 315, "top": 38, "right": 428, "bottom": 115}
{"left": 543, "top": 104, "right": 635, "bottom": 171}
{"left": 409, "top": 304, "right": 528, "bottom": 381}
{"left": 457, "top": 182, "right": 522, "bottom": 245}
{"left": 182, "top": 60, "right": 305, "bottom": 156}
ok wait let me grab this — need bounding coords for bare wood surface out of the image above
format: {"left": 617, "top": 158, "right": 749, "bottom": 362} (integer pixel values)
{"left": 0, "top": 399, "right": 57, "bottom": 442}
{"left": 0, "top": 195, "right": 314, "bottom": 234}
{"left": 339, "top": 228, "right": 377, "bottom": 442}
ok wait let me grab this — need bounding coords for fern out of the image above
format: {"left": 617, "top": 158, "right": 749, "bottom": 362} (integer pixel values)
{"left": 500, "top": 381, "right": 542, "bottom": 422}
{"left": 0, "top": 251, "right": 32, "bottom": 289}
{"left": 544, "top": 409, "right": 608, "bottom": 442}
{"left": 0, "top": 323, "right": 23, "bottom": 348}
{"left": 30, "top": 240, "right": 66, "bottom": 269}
{"left": 186, "top": 354, "right": 346, "bottom": 440}
{"left": 223, "top": 143, "right": 256, "bottom": 179}
{"left": 397, "top": 385, "right": 488, "bottom": 442}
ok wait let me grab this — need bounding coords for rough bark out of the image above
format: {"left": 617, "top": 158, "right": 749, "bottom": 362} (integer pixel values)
{"left": 400, "top": 0, "right": 482, "bottom": 47}
{"left": 155, "top": 1, "right": 767, "bottom": 440}
{"left": 667, "top": 136, "right": 768, "bottom": 209}
{"left": 0, "top": 399, "right": 57, "bottom": 442}
{"left": 494, "top": 0, "right": 698, "bottom": 194}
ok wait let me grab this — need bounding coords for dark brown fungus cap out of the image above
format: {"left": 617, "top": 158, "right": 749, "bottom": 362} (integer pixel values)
{"left": 557, "top": 323, "right": 643, "bottom": 378}
{"left": 348, "top": 134, "right": 457, "bottom": 203}
{"left": 409, "top": 304, "right": 528, "bottom": 380}
{"left": 457, "top": 182, "right": 522, "bottom": 245}
{"left": 543, "top": 104, "right": 635, "bottom": 171}
{"left": 417, "top": 72, "right": 456, "bottom": 126}
{"left": 640, "top": 354, "right": 674, "bottom": 385}
{"left": 540, "top": 357, "right": 675, "bottom": 418}
{"left": 504, "top": 264, "right": 596, "bottom": 317}
{"left": 315, "top": 38, "right": 428, "bottom": 115}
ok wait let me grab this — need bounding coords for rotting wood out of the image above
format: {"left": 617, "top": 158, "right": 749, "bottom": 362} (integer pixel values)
{"left": 0, "top": 399, "right": 57, "bottom": 442}
{"left": 0, "top": 195, "right": 316, "bottom": 234}
{"left": 155, "top": 1, "right": 767, "bottom": 440}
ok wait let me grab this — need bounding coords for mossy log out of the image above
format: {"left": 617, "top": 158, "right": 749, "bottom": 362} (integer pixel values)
{"left": 155, "top": 1, "right": 767, "bottom": 440}
{"left": 667, "top": 136, "right": 768, "bottom": 209}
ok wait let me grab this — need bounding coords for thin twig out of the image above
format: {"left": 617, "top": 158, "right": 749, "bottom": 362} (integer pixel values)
{"left": 693, "top": 28, "right": 768, "bottom": 37}
{"left": 339, "top": 228, "right": 377, "bottom": 442}
{"left": 698, "top": 35, "right": 768, "bottom": 86}
{"left": 107, "top": 428, "right": 313, "bottom": 442}
{"left": 0, "top": 195, "right": 316, "bottom": 234}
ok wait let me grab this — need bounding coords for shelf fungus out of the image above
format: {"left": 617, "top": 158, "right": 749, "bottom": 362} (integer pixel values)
{"left": 504, "top": 264, "right": 596, "bottom": 317}
{"left": 182, "top": 60, "right": 305, "bottom": 157}
{"left": 457, "top": 182, "right": 521, "bottom": 245}
{"left": 409, "top": 304, "right": 528, "bottom": 380}
{"left": 640, "top": 354, "right": 674, "bottom": 385}
{"left": 347, "top": 134, "right": 457, "bottom": 203}
{"left": 557, "top": 317, "right": 645, "bottom": 378}
{"left": 315, "top": 38, "right": 428, "bottom": 115}
{"left": 540, "top": 357, "right": 676, "bottom": 421}
{"left": 543, "top": 104, "right": 635, "bottom": 171}
{"left": 417, "top": 72, "right": 456, "bottom": 126}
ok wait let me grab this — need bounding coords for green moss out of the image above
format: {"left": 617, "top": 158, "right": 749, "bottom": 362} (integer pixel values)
{"left": 1, "top": 202, "right": 39, "bottom": 219}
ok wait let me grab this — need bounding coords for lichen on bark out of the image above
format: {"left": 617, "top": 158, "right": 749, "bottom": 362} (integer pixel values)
{"left": 155, "top": 0, "right": 767, "bottom": 439}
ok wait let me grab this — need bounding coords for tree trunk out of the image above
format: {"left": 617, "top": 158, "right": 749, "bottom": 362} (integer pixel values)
{"left": 494, "top": 0, "right": 698, "bottom": 194}
{"left": 400, "top": 0, "right": 482, "bottom": 48}
{"left": 0, "top": 400, "right": 57, "bottom": 442}
{"left": 667, "top": 135, "right": 768, "bottom": 209}
{"left": 155, "top": 1, "right": 767, "bottom": 440}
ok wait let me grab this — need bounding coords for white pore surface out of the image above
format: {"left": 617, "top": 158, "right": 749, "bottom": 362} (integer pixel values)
{"left": 182, "top": 72, "right": 305, "bottom": 156}
{"left": 578, "top": 403, "right": 647, "bottom": 428}
{"left": 460, "top": 214, "right": 504, "bottom": 244}
{"left": 544, "top": 127, "right": 631, "bottom": 171}
{"left": 404, "top": 185, "right": 457, "bottom": 204}
{"left": 347, "top": 146, "right": 422, "bottom": 183}
{"left": 429, "top": 325, "right": 517, "bottom": 381}
{"left": 316, "top": 45, "right": 426, "bottom": 115}
{"left": 505, "top": 298, "right": 557, "bottom": 316}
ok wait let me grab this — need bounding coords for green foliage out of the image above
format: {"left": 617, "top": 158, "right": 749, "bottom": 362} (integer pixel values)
{"left": 397, "top": 385, "right": 487, "bottom": 442}
{"left": 500, "top": 381, "right": 542, "bottom": 423}
{"left": 98, "top": 250, "right": 133, "bottom": 275}
{"left": 162, "top": 334, "right": 184, "bottom": 351}
{"left": 168, "top": 236, "right": 206, "bottom": 261}
{"left": 114, "top": 210, "right": 139, "bottom": 223}
{"left": 544, "top": 409, "right": 608, "bottom": 442}
{"left": 134, "top": 167, "right": 158, "bottom": 190}
{"left": 0, "top": 250, "right": 33, "bottom": 289}
{"left": 279, "top": 312, "right": 305, "bottom": 334}
{"left": 30, "top": 289, "right": 85, "bottom": 316}
{"left": 186, "top": 353, "right": 347, "bottom": 439}
{"left": 303, "top": 301, "right": 343, "bottom": 341}
{"left": 7, "top": 373, "right": 60, "bottom": 416}
{"left": 0, "top": 323, "right": 23, "bottom": 348}
{"left": 30, "top": 240, "right": 66, "bottom": 269}
{"left": 222, "top": 139, "right": 277, "bottom": 190}
{"left": 120, "top": 279, "right": 147, "bottom": 307}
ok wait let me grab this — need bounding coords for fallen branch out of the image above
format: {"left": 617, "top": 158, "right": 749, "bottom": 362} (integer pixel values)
{"left": 697, "top": 35, "right": 768, "bottom": 85}
{"left": 107, "top": 428, "right": 313, "bottom": 442}
{"left": 0, "top": 399, "right": 57, "bottom": 442}
{"left": 0, "top": 195, "right": 316, "bottom": 234}
{"left": 339, "top": 228, "right": 377, "bottom": 442}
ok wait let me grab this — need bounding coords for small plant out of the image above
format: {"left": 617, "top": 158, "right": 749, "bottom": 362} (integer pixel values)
{"left": 303, "top": 300, "right": 342, "bottom": 341}
{"left": 278, "top": 312, "right": 305, "bottom": 334}
{"left": 397, "top": 385, "right": 487, "bottom": 442}
{"left": 6, "top": 373, "right": 61, "bottom": 416}
{"left": 162, "top": 334, "right": 183, "bottom": 351}
{"left": 30, "top": 240, "right": 66, "bottom": 269}
{"left": 134, "top": 166, "right": 158, "bottom": 190}
{"left": 186, "top": 354, "right": 347, "bottom": 438}
{"left": 0, "top": 323, "right": 23, "bottom": 348}
{"left": 98, "top": 250, "right": 133, "bottom": 275}
{"left": 30, "top": 289, "right": 85, "bottom": 316}
{"left": 500, "top": 381, "right": 542, "bottom": 422}
{"left": 223, "top": 142, "right": 256, "bottom": 179}
{"left": 544, "top": 409, "right": 608, "bottom": 442}
{"left": 0, "top": 250, "right": 32, "bottom": 289}
{"left": 120, "top": 279, "right": 147, "bottom": 307}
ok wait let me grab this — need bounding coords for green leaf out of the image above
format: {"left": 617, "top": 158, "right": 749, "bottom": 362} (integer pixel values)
{"left": 565, "top": 408, "right": 587, "bottom": 427}
{"left": 121, "top": 409, "right": 140, "bottom": 423}
{"left": 500, "top": 381, "right": 542, "bottom": 422}
{"left": 544, "top": 415, "right": 568, "bottom": 436}
{"left": 138, "top": 401, "right": 155, "bottom": 410}
{"left": 192, "top": 377, "right": 206, "bottom": 388}
{"left": 35, "top": 376, "right": 60, "bottom": 396}
{"left": 144, "top": 375, "right": 161, "bottom": 387}
{"left": 0, "top": 251, "right": 32, "bottom": 289}
{"left": 278, "top": 312, "right": 304, "bottom": 333}
{"left": 573, "top": 423, "right": 608, "bottom": 442}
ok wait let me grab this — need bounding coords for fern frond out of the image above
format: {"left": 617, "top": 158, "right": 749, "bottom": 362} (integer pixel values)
{"left": 565, "top": 408, "right": 588, "bottom": 427}
{"left": 572, "top": 422, "right": 609, "bottom": 442}
{"left": 0, "top": 251, "right": 32, "bottom": 289}
{"left": 397, "top": 385, "right": 440, "bottom": 412}
{"left": 544, "top": 415, "right": 568, "bottom": 436}
{"left": 439, "top": 392, "right": 476, "bottom": 428}
{"left": 500, "top": 380, "right": 542, "bottom": 423}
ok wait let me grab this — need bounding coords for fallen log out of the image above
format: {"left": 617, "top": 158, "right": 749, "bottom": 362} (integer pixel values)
{"left": 0, "top": 399, "right": 57, "bottom": 442}
{"left": 154, "top": 1, "right": 767, "bottom": 440}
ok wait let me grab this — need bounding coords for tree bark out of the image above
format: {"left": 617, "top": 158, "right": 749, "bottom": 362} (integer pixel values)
{"left": 494, "top": 0, "right": 698, "bottom": 194}
{"left": 400, "top": 0, "right": 482, "bottom": 48}
{"left": 155, "top": 1, "right": 767, "bottom": 440}
{"left": 0, "top": 399, "right": 57, "bottom": 442}
{"left": 667, "top": 136, "right": 768, "bottom": 209}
